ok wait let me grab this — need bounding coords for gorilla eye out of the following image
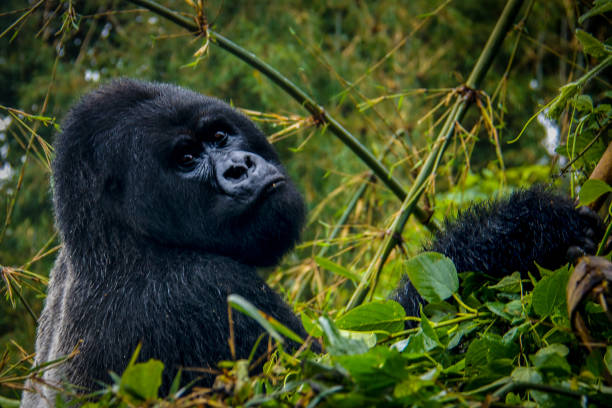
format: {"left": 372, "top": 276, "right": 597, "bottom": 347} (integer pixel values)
{"left": 208, "top": 130, "right": 228, "bottom": 146}
{"left": 172, "top": 141, "right": 201, "bottom": 170}
{"left": 177, "top": 153, "right": 195, "bottom": 168}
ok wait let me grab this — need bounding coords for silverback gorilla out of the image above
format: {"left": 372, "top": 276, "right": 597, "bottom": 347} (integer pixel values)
{"left": 21, "top": 79, "right": 602, "bottom": 406}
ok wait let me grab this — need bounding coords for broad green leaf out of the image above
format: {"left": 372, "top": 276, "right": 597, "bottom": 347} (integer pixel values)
{"left": 336, "top": 300, "right": 405, "bottom": 333}
{"left": 530, "top": 344, "right": 571, "bottom": 375}
{"left": 486, "top": 301, "right": 515, "bottom": 321}
{"left": 466, "top": 334, "right": 518, "bottom": 370}
{"left": 532, "top": 268, "right": 571, "bottom": 317}
{"left": 319, "top": 316, "right": 369, "bottom": 356}
{"left": 511, "top": 367, "right": 547, "bottom": 403}
{"left": 228, "top": 294, "right": 304, "bottom": 344}
{"left": 339, "top": 330, "right": 377, "bottom": 348}
{"left": 301, "top": 311, "right": 323, "bottom": 337}
{"left": 489, "top": 272, "right": 521, "bottom": 293}
{"left": 393, "top": 367, "right": 439, "bottom": 398}
{"left": 315, "top": 256, "right": 360, "bottom": 282}
{"left": 575, "top": 29, "right": 607, "bottom": 58}
{"left": 404, "top": 252, "right": 459, "bottom": 303}
{"left": 120, "top": 359, "right": 164, "bottom": 401}
{"left": 503, "top": 322, "right": 530, "bottom": 344}
{"left": 420, "top": 308, "right": 442, "bottom": 348}
{"left": 393, "top": 330, "right": 438, "bottom": 358}
{"left": 579, "top": 179, "right": 612, "bottom": 206}
{"left": 334, "top": 347, "right": 406, "bottom": 393}
{"left": 511, "top": 366, "right": 542, "bottom": 383}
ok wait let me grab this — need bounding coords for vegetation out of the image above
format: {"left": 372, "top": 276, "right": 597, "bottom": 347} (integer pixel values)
{"left": 1, "top": 0, "right": 611, "bottom": 406}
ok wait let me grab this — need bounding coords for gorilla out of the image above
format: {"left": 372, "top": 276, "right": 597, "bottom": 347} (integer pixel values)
{"left": 22, "top": 79, "right": 308, "bottom": 406}
{"left": 21, "top": 79, "right": 602, "bottom": 406}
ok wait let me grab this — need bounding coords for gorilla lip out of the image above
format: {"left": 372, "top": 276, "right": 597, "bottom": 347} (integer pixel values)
{"left": 262, "top": 176, "right": 286, "bottom": 195}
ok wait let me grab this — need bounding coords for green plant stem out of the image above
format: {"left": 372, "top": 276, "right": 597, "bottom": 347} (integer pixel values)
{"left": 492, "top": 381, "right": 589, "bottom": 400}
{"left": 597, "top": 211, "right": 612, "bottom": 255}
{"left": 126, "top": 0, "right": 433, "bottom": 226}
{"left": 378, "top": 312, "right": 481, "bottom": 344}
{"left": 346, "top": 0, "right": 525, "bottom": 310}
{"left": 452, "top": 293, "right": 478, "bottom": 313}
{"left": 573, "top": 54, "right": 612, "bottom": 88}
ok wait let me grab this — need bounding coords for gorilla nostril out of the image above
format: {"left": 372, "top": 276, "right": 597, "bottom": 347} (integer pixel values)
{"left": 245, "top": 155, "right": 254, "bottom": 168}
{"left": 223, "top": 165, "right": 247, "bottom": 181}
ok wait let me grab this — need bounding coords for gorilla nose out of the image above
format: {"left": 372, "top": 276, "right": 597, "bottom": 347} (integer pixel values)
{"left": 222, "top": 153, "right": 255, "bottom": 181}
{"left": 215, "top": 151, "right": 283, "bottom": 199}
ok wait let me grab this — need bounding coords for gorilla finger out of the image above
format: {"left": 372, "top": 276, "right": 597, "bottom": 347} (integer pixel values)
{"left": 566, "top": 246, "right": 585, "bottom": 264}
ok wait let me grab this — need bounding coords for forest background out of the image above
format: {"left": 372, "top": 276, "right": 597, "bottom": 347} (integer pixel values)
{"left": 0, "top": 0, "right": 611, "bottom": 406}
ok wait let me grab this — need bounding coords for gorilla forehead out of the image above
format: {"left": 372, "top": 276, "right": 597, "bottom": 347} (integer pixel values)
{"left": 57, "top": 78, "right": 278, "bottom": 169}
{"left": 92, "top": 79, "right": 263, "bottom": 142}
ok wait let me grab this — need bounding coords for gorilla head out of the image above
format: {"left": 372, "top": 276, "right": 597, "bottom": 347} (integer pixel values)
{"left": 52, "top": 79, "right": 305, "bottom": 267}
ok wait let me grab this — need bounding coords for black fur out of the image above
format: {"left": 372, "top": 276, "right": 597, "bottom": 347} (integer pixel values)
{"left": 21, "top": 79, "right": 308, "bottom": 406}
{"left": 393, "top": 187, "right": 604, "bottom": 318}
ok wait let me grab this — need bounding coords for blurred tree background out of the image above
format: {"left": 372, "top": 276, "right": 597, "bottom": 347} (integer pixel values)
{"left": 0, "top": 0, "right": 610, "bottom": 403}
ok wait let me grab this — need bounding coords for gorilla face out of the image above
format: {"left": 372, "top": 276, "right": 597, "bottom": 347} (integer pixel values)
{"left": 53, "top": 79, "right": 305, "bottom": 267}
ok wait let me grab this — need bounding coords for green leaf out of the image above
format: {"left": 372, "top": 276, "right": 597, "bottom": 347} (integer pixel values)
{"left": 511, "top": 367, "right": 547, "bottom": 403}
{"left": 315, "top": 256, "right": 360, "bottom": 282}
{"left": 532, "top": 268, "right": 571, "bottom": 317}
{"left": 530, "top": 344, "right": 571, "bottom": 375}
{"left": 489, "top": 272, "right": 521, "bottom": 293}
{"left": 301, "top": 312, "right": 323, "bottom": 337}
{"left": 485, "top": 301, "right": 515, "bottom": 322}
{"left": 547, "top": 82, "right": 580, "bottom": 119}
{"left": 605, "top": 346, "right": 612, "bottom": 373}
{"left": 404, "top": 252, "right": 459, "bottom": 303}
{"left": 336, "top": 300, "right": 406, "bottom": 333}
{"left": 319, "top": 316, "right": 369, "bottom": 356}
{"left": 334, "top": 347, "right": 406, "bottom": 393}
{"left": 168, "top": 368, "right": 182, "bottom": 396}
{"left": 570, "top": 94, "right": 593, "bottom": 112}
{"left": 575, "top": 29, "right": 607, "bottom": 58}
{"left": 466, "top": 334, "right": 518, "bottom": 370}
{"left": 420, "top": 308, "right": 443, "bottom": 348}
{"left": 511, "top": 366, "right": 542, "bottom": 383}
{"left": 228, "top": 294, "right": 304, "bottom": 345}
{"left": 393, "top": 330, "right": 438, "bottom": 357}
{"left": 579, "top": 179, "right": 612, "bottom": 206}
{"left": 579, "top": 1, "right": 612, "bottom": 24}
{"left": 120, "top": 359, "right": 164, "bottom": 401}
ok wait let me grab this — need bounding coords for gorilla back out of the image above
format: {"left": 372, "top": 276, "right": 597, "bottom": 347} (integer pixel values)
{"left": 21, "top": 79, "right": 308, "bottom": 406}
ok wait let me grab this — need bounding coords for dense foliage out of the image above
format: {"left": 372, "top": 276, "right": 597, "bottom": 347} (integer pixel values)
{"left": 1, "top": 0, "right": 611, "bottom": 406}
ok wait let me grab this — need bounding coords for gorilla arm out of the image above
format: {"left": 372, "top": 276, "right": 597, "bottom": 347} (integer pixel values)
{"left": 394, "top": 187, "right": 603, "bottom": 317}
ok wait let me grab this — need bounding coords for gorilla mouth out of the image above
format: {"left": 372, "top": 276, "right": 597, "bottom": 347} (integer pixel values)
{"left": 261, "top": 177, "right": 286, "bottom": 197}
